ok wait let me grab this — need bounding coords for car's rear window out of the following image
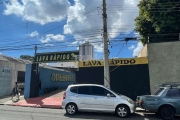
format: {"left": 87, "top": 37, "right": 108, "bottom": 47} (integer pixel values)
{"left": 70, "top": 86, "right": 78, "bottom": 93}
{"left": 154, "top": 88, "right": 164, "bottom": 95}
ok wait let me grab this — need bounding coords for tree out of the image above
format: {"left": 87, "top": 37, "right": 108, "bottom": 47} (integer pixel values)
{"left": 135, "top": 0, "right": 180, "bottom": 45}
{"left": 20, "top": 55, "right": 34, "bottom": 61}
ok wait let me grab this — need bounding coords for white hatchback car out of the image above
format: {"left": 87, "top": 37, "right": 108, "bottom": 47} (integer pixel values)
{"left": 62, "top": 84, "right": 136, "bottom": 118}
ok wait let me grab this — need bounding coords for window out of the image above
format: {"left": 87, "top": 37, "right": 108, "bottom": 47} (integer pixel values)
{"left": 166, "top": 89, "right": 180, "bottom": 97}
{"left": 107, "top": 90, "right": 116, "bottom": 97}
{"left": 91, "top": 86, "right": 115, "bottom": 97}
{"left": 78, "top": 86, "right": 91, "bottom": 95}
{"left": 91, "top": 86, "right": 106, "bottom": 96}
{"left": 154, "top": 88, "right": 164, "bottom": 95}
{"left": 70, "top": 87, "right": 78, "bottom": 93}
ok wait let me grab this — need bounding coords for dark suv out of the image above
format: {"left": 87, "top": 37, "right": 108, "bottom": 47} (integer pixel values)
{"left": 136, "top": 82, "right": 180, "bottom": 120}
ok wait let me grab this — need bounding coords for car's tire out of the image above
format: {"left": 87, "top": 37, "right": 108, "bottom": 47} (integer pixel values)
{"left": 116, "top": 105, "right": 130, "bottom": 118}
{"left": 66, "top": 103, "right": 78, "bottom": 115}
{"left": 159, "top": 106, "right": 175, "bottom": 120}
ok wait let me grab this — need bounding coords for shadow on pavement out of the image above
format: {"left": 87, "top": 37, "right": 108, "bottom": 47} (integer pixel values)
{"left": 64, "top": 112, "right": 146, "bottom": 120}
{"left": 0, "top": 90, "right": 24, "bottom": 99}
{"left": 12, "top": 99, "right": 20, "bottom": 103}
{"left": 38, "top": 89, "right": 65, "bottom": 98}
{"left": 64, "top": 111, "right": 180, "bottom": 120}
{"left": 143, "top": 113, "right": 180, "bottom": 120}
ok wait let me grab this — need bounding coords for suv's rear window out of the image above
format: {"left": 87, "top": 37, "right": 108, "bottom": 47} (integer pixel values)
{"left": 154, "top": 88, "right": 164, "bottom": 95}
{"left": 166, "top": 89, "right": 180, "bottom": 97}
{"left": 70, "top": 86, "right": 78, "bottom": 93}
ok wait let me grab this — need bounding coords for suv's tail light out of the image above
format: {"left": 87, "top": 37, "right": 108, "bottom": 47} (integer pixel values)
{"left": 63, "top": 92, "right": 66, "bottom": 99}
{"left": 139, "top": 100, "right": 143, "bottom": 106}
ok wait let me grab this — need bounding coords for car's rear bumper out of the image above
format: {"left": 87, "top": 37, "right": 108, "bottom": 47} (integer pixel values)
{"left": 136, "top": 101, "right": 159, "bottom": 112}
{"left": 129, "top": 103, "right": 136, "bottom": 113}
{"left": 62, "top": 106, "right": 65, "bottom": 109}
{"left": 62, "top": 100, "right": 68, "bottom": 109}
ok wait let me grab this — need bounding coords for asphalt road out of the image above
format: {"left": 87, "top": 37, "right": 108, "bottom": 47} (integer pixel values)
{"left": 0, "top": 105, "right": 179, "bottom": 120}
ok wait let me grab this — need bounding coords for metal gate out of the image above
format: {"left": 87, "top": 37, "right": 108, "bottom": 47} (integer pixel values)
{"left": 76, "top": 57, "right": 150, "bottom": 100}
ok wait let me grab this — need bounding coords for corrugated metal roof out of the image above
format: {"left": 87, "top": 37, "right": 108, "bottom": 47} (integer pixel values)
{"left": 0, "top": 55, "right": 32, "bottom": 64}
{"left": 40, "top": 65, "right": 71, "bottom": 72}
{"left": 0, "top": 55, "right": 9, "bottom": 61}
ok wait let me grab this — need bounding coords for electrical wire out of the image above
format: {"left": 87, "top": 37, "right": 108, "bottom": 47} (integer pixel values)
{"left": 116, "top": 42, "right": 126, "bottom": 57}
{"left": 110, "top": 42, "right": 130, "bottom": 73}
{"left": 0, "top": 1, "right": 179, "bottom": 54}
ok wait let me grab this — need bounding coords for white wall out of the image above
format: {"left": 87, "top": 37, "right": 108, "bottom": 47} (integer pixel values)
{"left": 0, "top": 67, "right": 12, "bottom": 97}
{"left": 0, "top": 60, "right": 26, "bottom": 97}
{"left": 148, "top": 41, "right": 180, "bottom": 94}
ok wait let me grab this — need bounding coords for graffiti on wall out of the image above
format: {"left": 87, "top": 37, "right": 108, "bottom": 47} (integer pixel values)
{"left": 0, "top": 67, "right": 12, "bottom": 96}
{"left": 51, "top": 73, "right": 75, "bottom": 82}
{"left": 0, "top": 67, "right": 11, "bottom": 77}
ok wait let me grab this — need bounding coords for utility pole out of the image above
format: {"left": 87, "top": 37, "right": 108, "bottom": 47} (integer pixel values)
{"left": 34, "top": 45, "right": 39, "bottom": 75}
{"left": 34, "top": 45, "right": 37, "bottom": 63}
{"left": 34, "top": 45, "right": 37, "bottom": 57}
{"left": 102, "top": 0, "right": 110, "bottom": 88}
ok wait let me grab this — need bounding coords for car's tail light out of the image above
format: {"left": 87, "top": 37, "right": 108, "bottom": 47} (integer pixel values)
{"left": 63, "top": 92, "right": 66, "bottom": 99}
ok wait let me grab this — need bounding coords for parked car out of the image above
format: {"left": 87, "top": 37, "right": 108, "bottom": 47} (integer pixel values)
{"left": 136, "top": 82, "right": 180, "bottom": 120}
{"left": 62, "top": 84, "right": 136, "bottom": 118}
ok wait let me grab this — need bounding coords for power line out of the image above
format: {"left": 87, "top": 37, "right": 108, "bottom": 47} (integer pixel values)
{"left": 1, "top": 38, "right": 128, "bottom": 50}
{"left": 0, "top": 27, "right": 102, "bottom": 43}
{"left": 115, "top": 42, "right": 126, "bottom": 57}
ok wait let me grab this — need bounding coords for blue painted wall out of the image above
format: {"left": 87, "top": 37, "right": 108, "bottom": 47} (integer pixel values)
{"left": 39, "top": 67, "right": 75, "bottom": 95}
{"left": 24, "top": 64, "right": 32, "bottom": 99}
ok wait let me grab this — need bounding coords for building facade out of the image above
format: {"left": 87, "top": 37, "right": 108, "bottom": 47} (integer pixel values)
{"left": 24, "top": 64, "right": 75, "bottom": 98}
{"left": 147, "top": 41, "right": 180, "bottom": 94}
{"left": 79, "top": 41, "right": 94, "bottom": 61}
{"left": 138, "top": 41, "right": 180, "bottom": 94}
{"left": 0, "top": 55, "right": 31, "bottom": 97}
{"left": 76, "top": 57, "right": 150, "bottom": 100}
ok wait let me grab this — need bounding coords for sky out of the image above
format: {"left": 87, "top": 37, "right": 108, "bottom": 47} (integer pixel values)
{"left": 0, "top": 0, "right": 144, "bottom": 60}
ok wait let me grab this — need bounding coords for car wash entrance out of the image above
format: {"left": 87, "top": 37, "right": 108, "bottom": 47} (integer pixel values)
{"left": 24, "top": 51, "right": 79, "bottom": 99}
{"left": 76, "top": 57, "right": 151, "bottom": 100}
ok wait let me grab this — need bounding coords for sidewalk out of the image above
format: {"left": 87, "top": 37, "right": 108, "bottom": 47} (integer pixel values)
{"left": 0, "top": 90, "right": 25, "bottom": 105}
{"left": 0, "top": 90, "right": 65, "bottom": 109}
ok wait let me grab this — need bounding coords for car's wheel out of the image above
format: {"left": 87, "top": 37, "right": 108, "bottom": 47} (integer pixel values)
{"left": 116, "top": 105, "right": 130, "bottom": 118}
{"left": 159, "top": 106, "right": 175, "bottom": 120}
{"left": 66, "top": 103, "right": 78, "bottom": 115}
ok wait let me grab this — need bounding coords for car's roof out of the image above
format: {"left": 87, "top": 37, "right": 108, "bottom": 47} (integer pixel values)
{"left": 68, "top": 84, "right": 105, "bottom": 87}
{"left": 160, "top": 87, "right": 180, "bottom": 89}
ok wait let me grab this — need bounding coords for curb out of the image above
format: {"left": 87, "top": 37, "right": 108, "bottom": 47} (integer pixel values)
{"left": 12, "top": 104, "right": 63, "bottom": 109}
{"left": 0, "top": 103, "right": 63, "bottom": 109}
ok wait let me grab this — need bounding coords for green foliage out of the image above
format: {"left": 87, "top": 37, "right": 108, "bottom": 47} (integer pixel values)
{"left": 20, "top": 55, "right": 34, "bottom": 61}
{"left": 135, "top": 0, "right": 180, "bottom": 44}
